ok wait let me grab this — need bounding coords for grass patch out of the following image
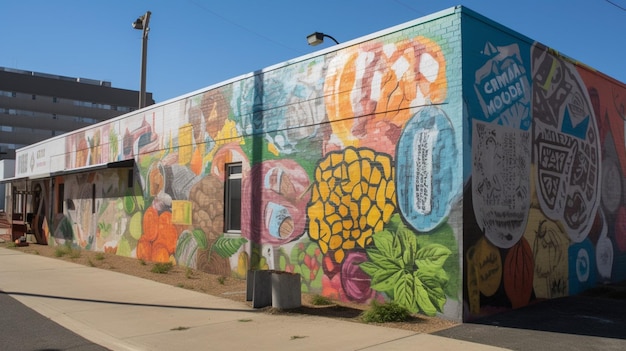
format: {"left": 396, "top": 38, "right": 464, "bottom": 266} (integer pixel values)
{"left": 69, "top": 249, "right": 82, "bottom": 259}
{"left": 217, "top": 276, "right": 226, "bottom": 285}
{"left": 151, "top": 262, "right": 173, "bottom": 274}
{"left": 139, "top": 259, "right": 147, "bottom": 266}
{"left": 310, "top": 294, "right": 333, "bottom": 306}
{"left": 54, "top": 247, "right": 67, "bottom": 257}
{"left": 185, "top": 267, "right": 194, "bottom": 279}
{"left": 238, "top": 318, "right": 253, "bottom": 322}
{"left": 95, "top": 252, "right": 106, "bottom": 260}
{"left": 54, "top": 244, "right": 74, "bottom": 257}
{"left": 360, "top": 301, "right": 411, "bottom": 323}
{"left": 87, "top": 258, "right": 95, "bottom": 267}
{"left": 7, "top": 242, "right": 16, "bottom": 248}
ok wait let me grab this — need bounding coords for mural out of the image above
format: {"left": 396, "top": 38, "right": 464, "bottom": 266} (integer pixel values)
{"left": 41, "top": 18, "right": 464, "bottom": 321}
{"left": 32, "top": 8, "right": 626, "bottom": 322}
{"left": 465, "top": 13, "right": 626, "bottom": 320}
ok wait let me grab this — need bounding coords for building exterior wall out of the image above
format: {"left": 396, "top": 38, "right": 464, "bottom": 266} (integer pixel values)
{"left": 462, "top": 9, "right": 626, "bottom": 320}
{"left": 14, "top": 6, "right": 625, "bottom": 323}
{"left": 16, "top": 8, "right": 465, "bottom": 320}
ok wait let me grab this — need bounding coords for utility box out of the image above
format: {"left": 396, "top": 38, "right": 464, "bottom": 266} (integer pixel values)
{"left": 247, "top": 270, "right": 301, "bottom": 309}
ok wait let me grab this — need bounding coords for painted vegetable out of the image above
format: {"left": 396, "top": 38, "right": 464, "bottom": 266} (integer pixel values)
{"left": 473, "top": 237, "right": 502, "bottom": 297}
{"left": 323, "top": 37, "right": 447, "bottom": 156}
{"left": 137, "top": 209, "right": 179, "bottom": 263}
{"left": 189, "top": 174, "right": 224, "bottom": 242}
{"left": 341, "top": 251, "right": 378, "bottom": 303}
{"left": 523, "top": 208, "right": 569, "bottom": 299}
{"left": 307, "top": 147, "right": 396, "bottom": 263}
{"left": 503, "top": 238, "right": 534, "bottom": 309}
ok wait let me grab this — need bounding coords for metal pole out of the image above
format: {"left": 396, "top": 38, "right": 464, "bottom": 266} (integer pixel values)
{"left": 139, "top": 11, "right": 151, "bottom": 109}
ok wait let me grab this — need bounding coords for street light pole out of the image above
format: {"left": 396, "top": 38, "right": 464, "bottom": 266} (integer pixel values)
{"left": 132, "top": 11, "right": 151, "bottom": 109}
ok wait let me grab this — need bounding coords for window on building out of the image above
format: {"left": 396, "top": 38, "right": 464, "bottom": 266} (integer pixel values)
{"left": 53, "top": 97, "right": 58, "bottom": 103}
{"left": 32, "top": 94, "right": 36, "bottom": 100}
{"left": 92, "top": 184, "right": 96, "bottom": 214}
{"left": 128, "top": 169, "right": 134, "bottom": 188}
{"left": 224, "top": 163, "right": 242, "bottom": 232}
{"left": 57, "top": 183, "right": 64, "bottom": 214}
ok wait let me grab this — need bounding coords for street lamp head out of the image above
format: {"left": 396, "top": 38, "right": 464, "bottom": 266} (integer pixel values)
{"left": 307, "top": 32, "right": 325, "bottom": 46}
{"left": 132, "top": 17, "right": 144, "bottom": 30}
{"left": 306, "top": 32, "right": 339, "bottom": 46}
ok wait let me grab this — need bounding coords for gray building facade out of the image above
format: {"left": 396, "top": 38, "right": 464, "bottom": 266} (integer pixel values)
{"left": 0, "top": 67, "right": 154, "bottom": 160}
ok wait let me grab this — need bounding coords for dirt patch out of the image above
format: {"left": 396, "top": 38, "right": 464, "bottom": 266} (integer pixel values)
{"left": 0, "top": 241, "right": 458, "bottom": 334}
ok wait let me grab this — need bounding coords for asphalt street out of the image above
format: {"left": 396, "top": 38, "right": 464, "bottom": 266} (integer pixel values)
{"left": 0, "top": 291, "right": 108, "bottom": 351}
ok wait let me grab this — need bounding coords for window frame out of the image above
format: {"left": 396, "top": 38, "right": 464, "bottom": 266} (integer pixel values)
{"left": 224, "top": 163, "right": 242, "bottom": 233}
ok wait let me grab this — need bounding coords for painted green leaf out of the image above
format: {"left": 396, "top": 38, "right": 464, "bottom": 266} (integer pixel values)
{"left": 301, "top": 264, "right": 311, "bottom": 281}
{"left": 398, "top": 226, "right": 418, "bottom": 266}
{"left": 415, "top": 244, "right": 451, "bottom": 270}
{"left": 279, "top": 254, "right": 288, "bottom": 270}
{"left": 414, "top": 279, "right": 437, "bottom": 316}
{"left": 359, "top": 261, "right": 380, "bottom": 277}
{"left": 415, "top": 223, "right": 460, "bottom": 300}
{"left": 212, "top": 236, "right": 248, "bottom": 258}
{"left": 394, "top": 272, "right": 417, "bottom": 313}
{"left": 192, "top": 229, "right": 209, "bottom": 250}
{"left": 416, "top": 270, "right": 448, "bottom": 312}
{"left": 366, "top": 249, "right": 403, "bottom": 271}
{"left": 135, "top": 192, "right": 145, "bottom": 211}
{"left": 58, "top": 216, "right": 74, "bottom": 241}
{"left": 116, "top": 237, "right": 131, "bottom": 257}
{"left": 370, "top": 270, "right": 403, "bottom": 294}
{"left": 417, "top": 267, "right": 449, "bottom": 287}
{"left": 310, "top": 277, "right": 322, "bottom": 289}
{"left": 123, "top": 195, "right": 135, "bottom": 215}
{"left": 372, "top": 230, "right": 401, "bottom": 259}
{"left": 305, "top": 242, "right": 318, "bottom": 256}
{"left": 386, "top": 214, "right": 403, "bottom": 233}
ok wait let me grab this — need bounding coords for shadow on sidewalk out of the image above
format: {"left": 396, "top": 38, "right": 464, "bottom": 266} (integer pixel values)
{"left": 1, "top": 290, "right": 259, "bottom": 313}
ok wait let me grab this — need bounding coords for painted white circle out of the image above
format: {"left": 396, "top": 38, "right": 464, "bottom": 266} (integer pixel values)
{"left": 576, "top": 248, "right": 590, "bottom": 282}
{"left": 596, "top": 236, "right": 614, "bottom": 280}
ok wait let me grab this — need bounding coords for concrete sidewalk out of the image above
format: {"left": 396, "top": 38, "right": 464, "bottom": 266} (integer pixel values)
{"left": 0, "top": 248, "right": 506, "bottom": 351}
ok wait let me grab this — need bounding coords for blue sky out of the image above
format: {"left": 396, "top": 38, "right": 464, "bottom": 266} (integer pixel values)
{"left": 1, "top": 0, "right": 624, "bottom": 103}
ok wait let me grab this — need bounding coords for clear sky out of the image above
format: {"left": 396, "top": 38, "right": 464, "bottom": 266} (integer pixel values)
{"left": 1, "top": 0, "right": 624, "bottom": 103}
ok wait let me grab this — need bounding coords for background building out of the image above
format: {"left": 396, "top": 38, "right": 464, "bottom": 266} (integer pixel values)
{"left": 0, "top": 66, "right": 154, "bottom": 160}
{"left": 0, "top": 66, "right": 153, "bottom": 240}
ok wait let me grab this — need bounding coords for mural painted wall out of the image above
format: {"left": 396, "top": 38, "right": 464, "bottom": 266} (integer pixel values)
{"left": 463, "top": 12, "right": 626, "bottom": 319}
{"left": 34, "top": 10, "right": 465, "bottom": 320}
{"left": 18, "top": 7, "right": 625, "bottom": 322}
